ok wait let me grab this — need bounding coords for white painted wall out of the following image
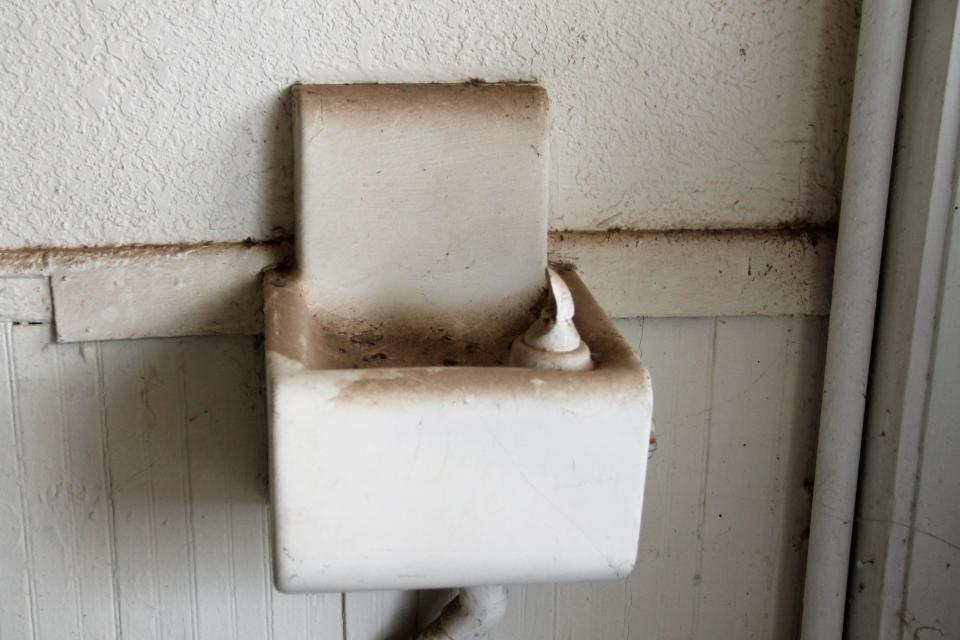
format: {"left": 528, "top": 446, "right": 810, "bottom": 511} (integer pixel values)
{"left": 1, "top": 1, "right": 855, "bottom": 637}
{"left": 0, "top": 316, "right": 827, "bottom": 639}
{"left": 1, "top": 0, "right": 857, "bottom": 248}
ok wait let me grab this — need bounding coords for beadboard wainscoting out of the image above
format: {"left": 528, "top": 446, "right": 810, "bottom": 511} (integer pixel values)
{"left": 1, "top": 315, "right": 825, "bottom": 640}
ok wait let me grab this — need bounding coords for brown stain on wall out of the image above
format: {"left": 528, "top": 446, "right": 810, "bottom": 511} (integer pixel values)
{"left": 0, "top": 239, "right": 290, "bottom": 274}
{"left": 550, "top": 225, "right": 835, "bottom": 250}
{"left": 0, "top": 226, "right": 835, "bottom": 274}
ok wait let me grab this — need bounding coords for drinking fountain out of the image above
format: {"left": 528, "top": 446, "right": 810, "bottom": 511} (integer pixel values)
{"left": 264, "top": 84, "right": 653, "bottom": 603}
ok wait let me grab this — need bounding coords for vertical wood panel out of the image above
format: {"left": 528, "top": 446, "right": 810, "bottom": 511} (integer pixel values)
{"left": 101, "top": 339, "right": 162, "bottom": 639}
{"left": 767, "top": 317, "right": 827, "bottom": 639}
{"left": 264, "top": 585, "right": 309, "bottom": 639}
{"left": 0, "top": 323, "right": 36, "bottom": 640}
{"left": 181, "top": 336, "right": 256, "bottom": 640}
{"left": 617, "top": 317, "right": 716, "bottom": 639}
{"left": 555, "top": 580, "right": 627, "bottom": 640}
{"left": 488, "top": 584, "right": 556, "bottom": 640}
{"left": 59, "top": 340, "right": 119, "bottom": 639}
{"left": 697, "top": 316, "right": 825, "bottom": 639}
{"left": 139, "top": 340, "right": 195, "bottom": 640}
{"left": 13, "top": 325, "right": 86, "bottom": 638}
{"left": 698, "top": 317, "right": 789, "bottom": 638}
{"left": 345, "top": 591, "right": 418, "bottom": 640}
{"left": 305, "top": 593, "right": 345, "bottom": 639}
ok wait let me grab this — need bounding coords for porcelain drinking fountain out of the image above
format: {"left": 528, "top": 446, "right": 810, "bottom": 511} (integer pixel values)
{"left": 265, "top": 83, "right": 654, "bottom": 596}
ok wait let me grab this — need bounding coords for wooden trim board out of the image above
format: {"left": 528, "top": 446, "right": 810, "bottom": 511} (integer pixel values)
{"left": 0, "top": 276, "right": 51, "bottom": 324}
{"left": 0, "top": 229, "right": 834, "bottom": 340}
{"left": 551, "top": 228, "right": 834, "bottom": 318}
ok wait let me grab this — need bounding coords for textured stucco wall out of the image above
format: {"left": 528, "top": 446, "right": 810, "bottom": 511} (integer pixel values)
{"left": 0, "top": 0, "right": 858, "bottom": 249}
